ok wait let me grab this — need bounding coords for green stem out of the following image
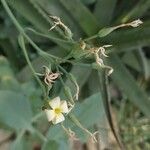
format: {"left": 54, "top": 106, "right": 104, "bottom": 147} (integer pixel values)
{"left": 69, "top": 114, "right": 97, "bottom": 142}
{"left": 18, "top": 35, "right": 46, "bottom": 96}
{"left": 56, "top": 66, "right": 74, "bottom": 104}
{"left": 32, "top": 128, "right": 47, "bottom": 142}
{"left": 25, "top": 27, "right": 75, "bottom": 44}
{"left": 1, "top": 0, "right": 58, "bottom": 61}
{"left": 31, "top": 111, "right": 45, "bottom": 122}
{"left": 83, "top": 34, "right": 98, "bottom": 41}
{"left": 58, "top": 65, "right": 79, "bottom": 100}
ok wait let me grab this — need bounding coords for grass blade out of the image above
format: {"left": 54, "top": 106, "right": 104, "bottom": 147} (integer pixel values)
{"left": 59, "top": 0, "right": 99, "bottom": 35}
{"left": 94, "top": 0, "right": 117, "bottom": 26}
{"left": 107, "top": 54, "right": 150, "bottom": 117}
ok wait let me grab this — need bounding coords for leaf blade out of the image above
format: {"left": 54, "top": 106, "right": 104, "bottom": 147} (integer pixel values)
{"left": 107, "top": 54, "right": 150, "bottom": 117}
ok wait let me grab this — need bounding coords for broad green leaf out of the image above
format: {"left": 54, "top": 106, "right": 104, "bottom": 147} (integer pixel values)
{"left": 42, "top": 139, "right": 69, "bottom": 150}
{"left": 0, "top": 91, "right": 33, "bottom": 130}
{"left": 42, "top": 140, "right": 59, "bottom": 150}
{"left": 0, "top": 56, "right": 13, "bottom": 77}
{"left": 0, "top": 39, "right": 20, "bottom": 70}
{"left": 59, "top": 65, "right": 92, "bottom": 99}
{"left": 21, "top": 81, "right": 43, "bottom": 114}
{"left": 107, "top": 54, "right": 150, "bottom": 117}
{"left": 0, "top": 76, "right": 21, "bottom": 91}
{"left": 73, "top": 93, "right": 105, "bottom": 126}
{"left": 0, "top": 56, "right": 21, "bottom": 91}
{"left": 10, "top": 131, "right": 28, "bottom": 150}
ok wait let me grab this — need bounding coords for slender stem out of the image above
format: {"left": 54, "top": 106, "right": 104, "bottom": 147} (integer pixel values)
{"left": 18, "top": 35, "right": 46, "bottom": 96}
{"left": 31, "top": 111, "right": 45, "bottom": 122}
{"left": 56, "top": 66, "right": 74, "bottom": 104}
{"left": 83, "top": 34, "right": 98, "bottom": 41}
{"left": 25, "top": 27, "right": 75, "bottom": 44}
{"left": 56, "top": 66, "right": 66, "bottom": 87}
{"left": 69, "top": 114, "right": 97, "bottom": 142}
{"left": 33, "top": 128, "right": 47, "bottom": 142}
{"left": 58, "top": 65, "right": 79, "bottom": 100}
{"left": 1, "top": 0, "right": 59, "bottom": 61}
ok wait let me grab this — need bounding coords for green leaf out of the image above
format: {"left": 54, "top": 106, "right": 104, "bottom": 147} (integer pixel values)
{"left": 10, "top": 131, "right": 26, "bottom": 150}
{"left": 81, "top": 0, "right": 96, "bottom": 4}
{"left": 101, "top": 25, "right": 150, "bottom": 51}
{"left": 0, "top": 56, "right": 14, "bottom": 77}
{"left": 59, "top": 65, "right": 92, "bottom": 99}
{"left": 135, "top": 48, "right": 150, "bottom": 79}
{"left": 0, "top": 91, "right": 33, "bottom": 130}
{"left": 42, "top": 140, "right": 59, "bottom": 150}
{"left": 59, "top": 0, "right": 99, "bottom": 35}
{"left": 94, "top": 0, "right": 117, "bottom": 26}
{"left": 107, "top": 54, "right": 150, "bottom": 117}
{"left": 0, "top": 56, "right": 21, "bottom": 91}
{"left": 0, "top": 76, "right": 21, "bottom": 92}
{"left": 74, "top": 93, "right": 105, "bottom": 126}
{"left": 7, "top": 0, "right": 52, "bottom": 34}
{"left": 122, "top": 51, "right": 141, "bottom": 72}
{"left": 121, "top": 0, "right": 150, "bottom": 23}
{"left": 0, "top": 39, "right": 20, "bottom": 70}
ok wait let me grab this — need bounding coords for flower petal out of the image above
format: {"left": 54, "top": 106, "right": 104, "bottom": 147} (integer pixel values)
{"left": 60, "top": 100, "right": 69, "bottom": 113}
{"left": 45, "top": 109, "right": 55, "bottom": 122}
{"left": 49, "top": 97, "right": 60, "bottom": 109}
{"left": 52, "top": 113, "right": 65, "bottom": 124}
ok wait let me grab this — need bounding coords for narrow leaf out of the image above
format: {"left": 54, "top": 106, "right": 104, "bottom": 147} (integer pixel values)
{"left": 94, "top": 0, "right": 117, "bottom": 26}
{"left": 107, "top": 54, "right": 150, "bottom": 117}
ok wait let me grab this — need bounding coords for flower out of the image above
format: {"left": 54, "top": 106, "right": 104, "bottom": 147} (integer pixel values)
{"left": 45, "top": 97, "right": 69, "bottom": 124}
{"left": 43, "top": 66, "right": 60, "bottom": 86}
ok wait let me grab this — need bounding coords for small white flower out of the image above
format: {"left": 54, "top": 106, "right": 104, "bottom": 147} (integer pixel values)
{"left": 45, "top": 97, "right": 69, "bottom": 124}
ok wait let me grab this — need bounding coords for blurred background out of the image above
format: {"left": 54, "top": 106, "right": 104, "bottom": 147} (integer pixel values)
{"left": 0, "top": 0, "right": 150, "bottom": 150}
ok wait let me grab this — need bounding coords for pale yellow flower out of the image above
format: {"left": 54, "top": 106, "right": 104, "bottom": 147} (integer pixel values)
{"left": 45, "top": 97, "right": 69, "bottom": 124}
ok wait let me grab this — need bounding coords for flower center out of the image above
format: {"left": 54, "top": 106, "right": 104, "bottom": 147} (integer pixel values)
{"left": 54, "top": 108, "right": 61, "bottom": 115}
